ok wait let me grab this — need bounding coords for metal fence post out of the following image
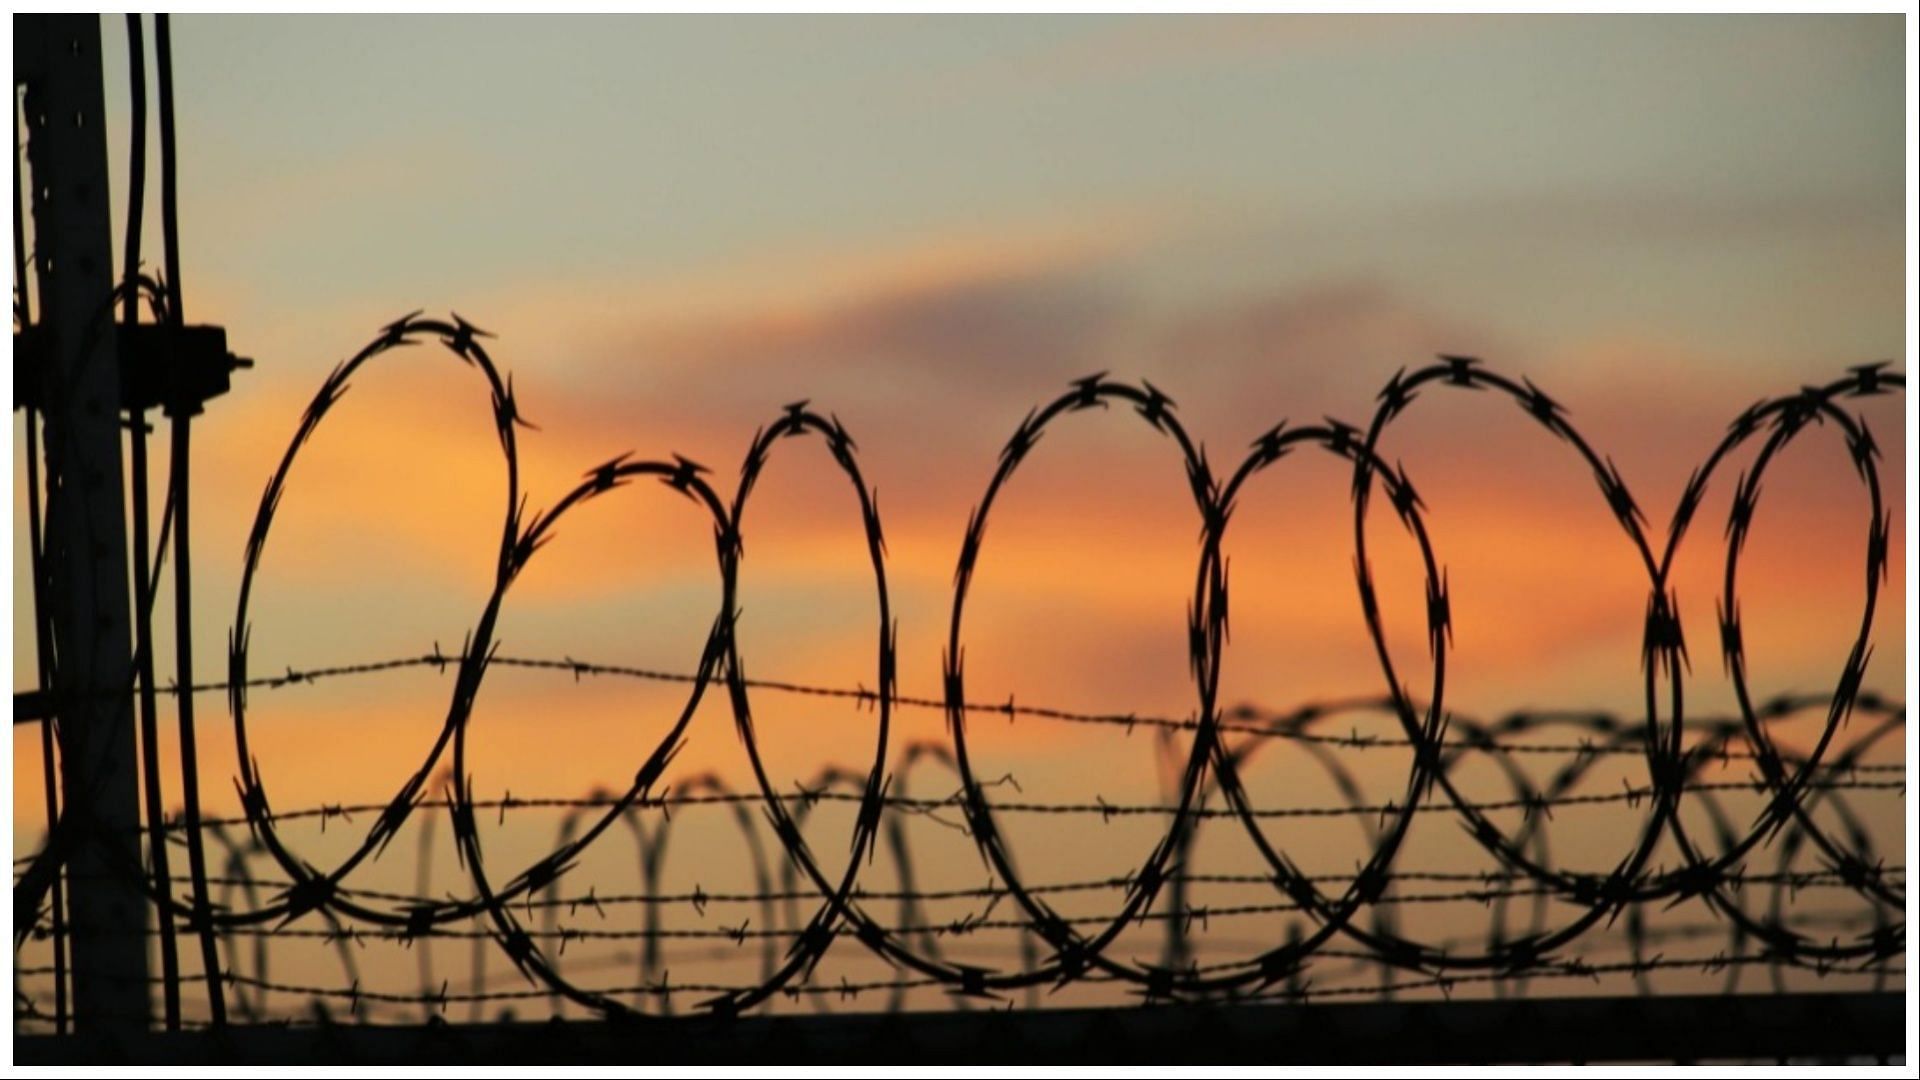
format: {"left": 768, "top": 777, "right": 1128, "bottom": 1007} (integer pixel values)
{"left": 16, "top": 13, "right": 152, "bottom": 1035}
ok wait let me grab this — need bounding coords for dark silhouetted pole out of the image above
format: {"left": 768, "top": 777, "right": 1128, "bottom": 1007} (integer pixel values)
{"left": 16, "top": 13, "right": 151, "bottom": 1034}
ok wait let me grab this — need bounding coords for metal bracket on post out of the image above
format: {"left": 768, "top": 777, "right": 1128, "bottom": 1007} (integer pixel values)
{"left": 15, "top": 14, "right": 152, "bottom": 1035}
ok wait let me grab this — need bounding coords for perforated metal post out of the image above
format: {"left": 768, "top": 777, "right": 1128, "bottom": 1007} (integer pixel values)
{"left": 16, "top": 14, "right": 151, "bottom": 1035}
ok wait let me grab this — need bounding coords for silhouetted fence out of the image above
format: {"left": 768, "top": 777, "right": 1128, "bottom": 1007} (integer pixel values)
{"left": 14, "top": 327, "right": 1906, "bottom": 1051}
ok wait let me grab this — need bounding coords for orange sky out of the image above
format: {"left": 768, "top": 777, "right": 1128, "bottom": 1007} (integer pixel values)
{"left": 8, "top": 15, "right": 1909, "bottom": 1018}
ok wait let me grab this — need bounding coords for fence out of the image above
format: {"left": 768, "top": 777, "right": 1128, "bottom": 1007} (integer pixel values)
{"left": 13, "top": 320, "right": 1908, "bottom": 1058}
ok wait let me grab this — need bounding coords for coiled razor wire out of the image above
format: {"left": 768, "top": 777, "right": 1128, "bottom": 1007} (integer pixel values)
{"left": 11, "top": 313, "right": 1905, "bottom": 1021}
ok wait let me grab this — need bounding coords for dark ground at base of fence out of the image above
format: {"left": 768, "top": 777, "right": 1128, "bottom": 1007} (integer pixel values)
{"left": 13, "top": 991, "right": 1905, "bottom": 1065}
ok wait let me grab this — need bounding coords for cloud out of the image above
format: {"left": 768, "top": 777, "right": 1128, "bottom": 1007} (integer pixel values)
{"left": 636, "top": 263, "right": 1126, "bottom": 398}
{"left": 1146, "top": 280, "right": 1511, "bottom": 437}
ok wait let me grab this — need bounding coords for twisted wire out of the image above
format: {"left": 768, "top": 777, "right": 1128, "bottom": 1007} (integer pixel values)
{"left": 11, "top": 313, "right": 1904, "bottom": 1022}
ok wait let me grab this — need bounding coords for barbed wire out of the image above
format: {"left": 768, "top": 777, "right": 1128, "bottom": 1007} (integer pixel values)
{"left": 26, "top": 883, "right": 1899, "bottom": 946}
{"left": 16, "top": 758, "right": 1902, "bottom": 1023}
{"left": 12, "top": 314, "right": 1905, "bottom": 1026}
{"left": 13, "top": 773, "right": 1902, "bottom": 842}
{"left": 85, "top": 646, "right": 1909, "bottom": 769}
{"left": 16, "top": 949, "right": 1903, "bottom": 1022}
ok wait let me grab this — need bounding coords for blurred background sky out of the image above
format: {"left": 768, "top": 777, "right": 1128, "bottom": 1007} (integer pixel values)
{"left": 9, "top": 14, "right": 1910, "bottom": 1013}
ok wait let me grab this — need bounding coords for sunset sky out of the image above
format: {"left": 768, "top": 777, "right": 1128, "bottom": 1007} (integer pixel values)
{"left": 8, "top": 15, "right": 1909, "bottom": 1016}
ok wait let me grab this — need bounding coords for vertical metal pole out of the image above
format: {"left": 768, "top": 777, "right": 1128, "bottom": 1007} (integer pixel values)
{"left": 17, "top": 14, "right": 152, "bottom": 1034}
{"left": 17, "top": 72, "right": 70, "bottom": 1036}
{"left": 154, "top": 13, "right": 228, "bottom": 1026}
{"left": 120, "top": 12, "right": 185, "bottom": 1032}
